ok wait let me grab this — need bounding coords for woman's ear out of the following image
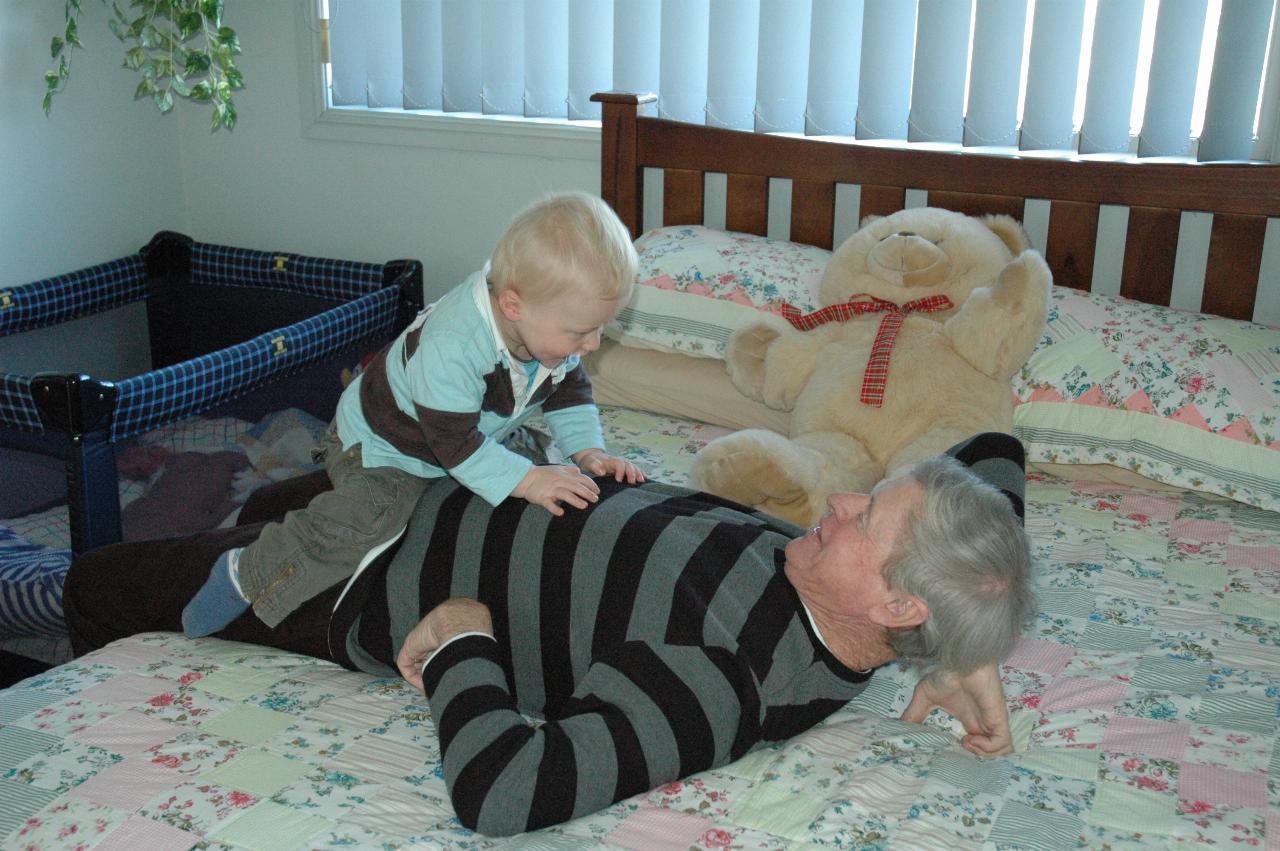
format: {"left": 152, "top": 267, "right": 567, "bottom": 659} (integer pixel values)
{"left": 871, "top": 593, "right": 929, "bottom": 629}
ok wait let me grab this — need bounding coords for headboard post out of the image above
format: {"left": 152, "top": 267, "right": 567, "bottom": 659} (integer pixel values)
{"left": 591, "top": 92, "right": 656, "bottom": 238}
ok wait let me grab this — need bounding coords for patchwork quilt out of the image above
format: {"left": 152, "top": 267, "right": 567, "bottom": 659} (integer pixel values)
{"left": 1, "top": 407, "right": 1277, "bottom": 849}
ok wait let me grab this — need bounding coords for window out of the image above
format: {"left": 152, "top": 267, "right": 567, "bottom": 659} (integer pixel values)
{"left": 312, "top": 0, "right": 1280, "bottom": 161}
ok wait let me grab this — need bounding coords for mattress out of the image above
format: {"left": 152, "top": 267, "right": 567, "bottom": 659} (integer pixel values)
{"left": 1, "top": 405, "right": 1277, "bottom": 848}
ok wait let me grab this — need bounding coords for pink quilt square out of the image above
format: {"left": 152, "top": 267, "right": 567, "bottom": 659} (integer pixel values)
{"left": 1004, "top": 638, "right": 1075, "bottom": 676}
{"left": 1178, "top": 761, "right": 1267, "bottom": 809}
{"left": 1101, "top": 716, "right": 1189, "bottom": 760}
{"left": 77, "top": 674, "right": 174, "bottom": 707}
{"left": 1169, "top": 518, "right": 1230, "bottom": 544}
{"left": 86, "top": 644, "right": 174, "bottom": 671}
{"left": 1118, "top": 494, "right": 1180, "bottom": 523}
{"left": 73, "top": 711, "right": 179, "bottom": 756}
{"left": 1040, "top": 677, "right": 1128, "bottom": 712}
{"left": 1226, "top": 545, "right": 1280, "bottom": 571}
{"left": 94, "top": 815, "right": 200, "bottom": 851}
{"left": 69, "top": 758, "right": 180, "bottom": 811}
{"left": 605, "top": 805, "right": 717, "bottom": 850}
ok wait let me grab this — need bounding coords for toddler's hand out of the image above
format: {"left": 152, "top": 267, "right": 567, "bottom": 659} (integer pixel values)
{"left": 574, "top": 449, "right": 646, "bottom": 484}
{"left": 513, "top": 464, "right": 600, "bottom": 516}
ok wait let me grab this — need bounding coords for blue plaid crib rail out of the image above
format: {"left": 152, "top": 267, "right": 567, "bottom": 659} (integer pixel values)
{"left": 0, "top": 231, "right": 423, "bottom": 554}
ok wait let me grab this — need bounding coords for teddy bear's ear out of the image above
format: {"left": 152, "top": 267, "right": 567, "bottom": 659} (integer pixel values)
{"left": 859, "top": 213, "right": 883, "bottom": 229}
{"left": 981, "top": 214, "right": 1032, "bottom": 256}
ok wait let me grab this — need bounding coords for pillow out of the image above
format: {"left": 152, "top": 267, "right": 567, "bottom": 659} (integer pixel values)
{"left": 1012, "top": 286, "right": 1280, "bottom": 511}
{"left": 609, "top": 225, "right": 830, "bottom": 358}
{"left": 0, "top": 530, "right": 71, "bottom": 639}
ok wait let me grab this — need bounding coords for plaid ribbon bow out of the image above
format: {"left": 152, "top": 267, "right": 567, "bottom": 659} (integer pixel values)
{"left": 780, "top": 293, "right": 955, "bottom": 407}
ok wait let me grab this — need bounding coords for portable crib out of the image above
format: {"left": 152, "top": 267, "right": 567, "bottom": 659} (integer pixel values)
{"left": 0, "top": 231, "right": 423, "bottom": 554}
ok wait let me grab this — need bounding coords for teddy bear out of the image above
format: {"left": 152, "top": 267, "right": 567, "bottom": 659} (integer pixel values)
{"left": 690, "top": 206, "right": 1052, "bottom": 526}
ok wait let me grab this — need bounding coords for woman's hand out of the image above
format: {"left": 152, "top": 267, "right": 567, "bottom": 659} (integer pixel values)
{"left": 395, "top": 598, "right": 493, "bottom": 690}
{"left": 900, "top": 662, "right": 1013, "bottom": 757}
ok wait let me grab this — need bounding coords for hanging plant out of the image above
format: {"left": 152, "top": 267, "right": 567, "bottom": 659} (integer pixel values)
{"left": 44, "top": 0, "right": 244, "bottom": 130}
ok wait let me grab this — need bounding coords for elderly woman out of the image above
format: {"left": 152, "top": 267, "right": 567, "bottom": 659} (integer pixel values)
{"left": 65, "top": 433, "right": 1032, "bottom": 838}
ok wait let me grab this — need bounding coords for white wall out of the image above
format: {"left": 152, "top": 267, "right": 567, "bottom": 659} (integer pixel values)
{"left": 0, "top": 0, "right": 185, "bottom": 376}
{"left": 0, "top": 1, "right": 186, "bottom": 281}
{"left": 175, "top": 3, "right": 600, "bottom": 302}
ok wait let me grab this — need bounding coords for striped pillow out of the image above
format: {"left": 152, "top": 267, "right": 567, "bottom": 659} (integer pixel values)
{"left": 1013, "top": 286, "right": 1280, "bottom": 511}
{"left": 0, "top": 541, "right": 71, "bottom": 639}
{"left": 609, "top": 226, "right": 829, "bottom": 359}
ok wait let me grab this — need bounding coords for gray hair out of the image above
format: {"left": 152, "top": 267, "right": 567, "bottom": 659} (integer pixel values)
{"left": 490, "top": 191, "right": 638, "bottom": 303}
{"left": 883, "top": 454, "right": 1034, "bottom": 677}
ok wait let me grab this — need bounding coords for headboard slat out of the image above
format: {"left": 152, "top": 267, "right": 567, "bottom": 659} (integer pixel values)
{"left": 859, "top": 185, "right": 908, "bottom": 221}
{"left": 663, "top": 169, "right": 705, "bottom": 228}
{"left": 726, "top": 174, "right": 769, "bottom": 236}
{"left": 1045, "top": 200, "right": 1100, "bottom": 291}
{"left": 1121, "top": 206, "right": 1180, "bottom": 307}
{"left": 1203, "top": 213, "right": 1266, "bottom": 321}
{"left": 791, "top": 180, "right": 836, "bottom": 249}
{"left": 925, "top": 190, "right": 1024, "bottom": 221}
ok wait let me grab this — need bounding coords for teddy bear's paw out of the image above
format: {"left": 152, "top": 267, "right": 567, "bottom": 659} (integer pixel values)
{"left": 691, "top": 433, "right": 813, "bottom": 520}
{"left": 992, "top": 249, "right": 1051, "bottom": 306}
{"left": 725, "top": 322, "right": 782, "bottom": 400}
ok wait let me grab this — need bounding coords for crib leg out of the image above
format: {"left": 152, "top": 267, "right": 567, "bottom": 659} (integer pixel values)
{"left": 66, "top": 430, "right": 121, "bottom": 555}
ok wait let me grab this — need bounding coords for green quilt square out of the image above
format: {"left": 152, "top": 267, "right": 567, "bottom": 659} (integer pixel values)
{"left": 987, "top": 799, "right": 1084, "bottom": 850}
{"left": 199, "top": 705, "right": 297, "bottom": 745}
{"left": 198, "top": 749, "right": 314, "bottom": 797}
{"left": 1091, "top": 780, "right": 1178, "bottom": 835}
{"left": 211, "top": 800, "right": 333, "bottom": 850}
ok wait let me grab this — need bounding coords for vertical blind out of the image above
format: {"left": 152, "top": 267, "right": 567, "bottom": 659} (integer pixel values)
{"left": 326, "top": 0, "right": 1278, "bottom": 161}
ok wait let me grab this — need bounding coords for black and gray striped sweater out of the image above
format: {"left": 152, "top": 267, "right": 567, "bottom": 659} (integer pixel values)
{"left": 330, "top": 432, "right": 1025, "bottom": 836}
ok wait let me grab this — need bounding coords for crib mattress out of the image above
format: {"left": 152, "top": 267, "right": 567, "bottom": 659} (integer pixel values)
{"left": 2, "top": 407, "right": 1278, "bottom": 849}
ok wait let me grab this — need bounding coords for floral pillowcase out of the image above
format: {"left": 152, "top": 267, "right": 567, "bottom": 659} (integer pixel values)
{"left": 608, "top": 225, "right": 829, "bottom": 358}
{"left": 1012, "top": 286, "right": 1280, "bottom": 511}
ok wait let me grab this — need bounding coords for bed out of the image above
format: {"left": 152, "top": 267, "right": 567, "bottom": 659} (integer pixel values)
{"left": 2, "top": 94, "right": 1278, "bottom": 849}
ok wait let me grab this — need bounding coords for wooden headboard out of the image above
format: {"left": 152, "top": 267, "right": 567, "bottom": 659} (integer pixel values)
{"left": 593, "top": 92, "right": 1280, "bottom": 324}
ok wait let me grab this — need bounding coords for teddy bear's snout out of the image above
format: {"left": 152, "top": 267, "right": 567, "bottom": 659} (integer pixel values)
{"left": 868, "top": 233, "right": 950, "bottom": 286}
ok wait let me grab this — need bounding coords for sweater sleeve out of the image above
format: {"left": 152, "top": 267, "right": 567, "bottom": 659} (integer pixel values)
{"left": 539, "top": 364, "right": 604, "bottom": 460}
{"left": 422, "top": 635, "right": 762, "bottom": 837}
{"left": 942, "top": 432, "right": 1026, "bottom": 523}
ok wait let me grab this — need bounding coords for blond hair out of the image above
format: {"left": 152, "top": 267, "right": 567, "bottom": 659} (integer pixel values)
{"left": 489, "top": 192, "right": 637, "bottom": 303}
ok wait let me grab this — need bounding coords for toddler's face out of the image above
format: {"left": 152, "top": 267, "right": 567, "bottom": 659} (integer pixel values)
{"left": 511, "top": 288, "right": 624, "bottom": 367}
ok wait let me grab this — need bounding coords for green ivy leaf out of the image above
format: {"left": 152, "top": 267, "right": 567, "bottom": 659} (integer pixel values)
{"left": 42, "top": 91, "right": 53, "bottom": 115}
{"left": 190, "top": 80, "right": 212, "bottom": 101}
{"left": 171, "top": 76, "right": 192, "bottom": 97}
{"left": 44, "top": 71, "right": 60, "bottom": 90}
{"left": 140, "top": 58, "right": 159, "bottom": 80}
{"left": 201, "top": 0, "right": 224, "bottom": 26}
{"left": 178, "top": 11, "right": 202, "bottom": 40}
{"left": 135, "top": 77, "right": 155, "bottom": 98}
{"left": 222, "top": 99, "right": 237, "bottom": 130}
{"left": 224, "top": 67, "right": 244, "bottom": 90}
{"left": 107, "top": 17, "right": 124, "bottom": 41}
{"left": 154, "top": 88, "right": 174, "bottom": 113}
{"left": 217, "top": 27, "right": 239, "bottom": 53}
{"left": 210, "top": 101, "right": 223, "bottom": 130}
{"left": 124, "top": 46, "right": 145, "bottom": 70}
{"left": 65, "top": 17, "right": 81, "bottom": 47}
{"left": 185, "top": 52, "right": 211, "bottom": 75}
{"left": 51, "top": 36, "right": 64, "bottom": 59}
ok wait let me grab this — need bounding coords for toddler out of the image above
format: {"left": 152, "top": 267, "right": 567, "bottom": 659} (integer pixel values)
{"left": 182, "top": 192, "right": 644, "bottom": 637}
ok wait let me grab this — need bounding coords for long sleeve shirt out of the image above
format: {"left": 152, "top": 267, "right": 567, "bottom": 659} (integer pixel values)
{"left": 335, "top": 270, "right": 604, "bottom": 505}
{"left": 329, "top": 479, "right": 871, "bottom": 835}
